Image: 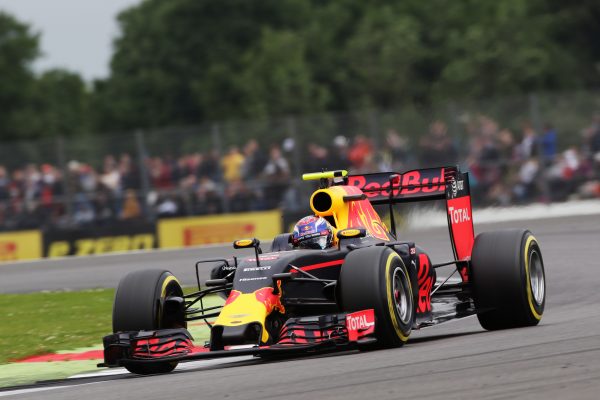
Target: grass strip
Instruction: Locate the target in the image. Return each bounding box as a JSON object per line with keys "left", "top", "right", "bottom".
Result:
{"left": 0, "top": 288, "right": 223, "bottom": 364}
{"left": 0, "top": 289, "right": 115, "bottom": 364}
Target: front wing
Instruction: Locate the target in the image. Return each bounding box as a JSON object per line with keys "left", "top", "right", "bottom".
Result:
{"left": 99, "top": 310, "right": 376, "bottom": 368}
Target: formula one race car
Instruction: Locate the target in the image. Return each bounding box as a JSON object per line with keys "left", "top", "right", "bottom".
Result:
{"left": 100, "top": 167, "right": 546, "bottom": 375}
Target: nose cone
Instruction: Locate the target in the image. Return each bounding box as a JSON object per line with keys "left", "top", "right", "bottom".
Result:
{"left": 213, "top": 287, "right": 284, "bottom": 346}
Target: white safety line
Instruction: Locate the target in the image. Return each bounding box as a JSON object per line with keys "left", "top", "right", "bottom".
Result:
{"left": 68, "top": 355, "right": 253, "bottom": 379}
{"left": 0, "top": 382, "right": 101, "bottom": 398}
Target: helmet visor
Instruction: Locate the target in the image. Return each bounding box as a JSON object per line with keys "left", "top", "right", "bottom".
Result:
{"left": 297, "top": 235, "right": 329, "bottom": 250}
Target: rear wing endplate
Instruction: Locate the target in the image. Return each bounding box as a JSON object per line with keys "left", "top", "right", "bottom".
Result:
{"left": 347, "top": 166, "right": 474, "bottom": 281}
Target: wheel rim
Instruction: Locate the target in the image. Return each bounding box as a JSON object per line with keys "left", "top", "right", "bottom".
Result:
{"left": 392, "top": 267, "right": 412, "bottom": 324}
{"left": 529, "top": 250, "right": 545, "bottom": 306}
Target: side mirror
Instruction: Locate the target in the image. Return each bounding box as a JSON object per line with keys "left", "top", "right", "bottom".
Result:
{"left": 233, "top": 237, "right": 263, "bottom": 265}
{"left": 233, "top": 238, "right": 261, "bottom": 250}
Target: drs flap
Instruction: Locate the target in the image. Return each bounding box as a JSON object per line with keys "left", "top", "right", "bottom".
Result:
{"left": 347, "top": 167, "right": 448, "bottom": 204}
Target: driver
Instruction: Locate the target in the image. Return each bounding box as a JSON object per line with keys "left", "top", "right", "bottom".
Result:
{"left": 292, "top": 215, "right": 335, "bottom": 249}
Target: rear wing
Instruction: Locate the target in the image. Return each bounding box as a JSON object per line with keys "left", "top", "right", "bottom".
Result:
{"left": 347, "top": 167, "right": 449, "bottom": 204}
{"left": 347, "top": 166, "right": 474, "bottom": 280}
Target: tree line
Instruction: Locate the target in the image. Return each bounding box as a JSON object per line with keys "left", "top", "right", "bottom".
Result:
{"left": 1, "top": 0, "right": 599, "bottom": 141}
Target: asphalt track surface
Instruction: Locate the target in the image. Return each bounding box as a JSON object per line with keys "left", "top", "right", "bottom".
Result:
{"left": 2, "top": 214, "right": 600, "bottom": 399}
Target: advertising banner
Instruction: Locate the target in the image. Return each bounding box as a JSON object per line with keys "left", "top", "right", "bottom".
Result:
{"left": 43, "top": 222, "right": 156, "bottom": 258}
{"left": 0, "top": 230, "right": 43, "bottom": 262}
{"left": 158, "top": 210, "right": 282, "bottom": 248}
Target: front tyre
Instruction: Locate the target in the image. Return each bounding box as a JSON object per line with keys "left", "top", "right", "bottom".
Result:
{"left": 339, "top": 246, "right": 414, "bottom": 347}
{"left": 113, "top": 269, "right": 185, "bottom": 374}
{"left": 471, "top": 229, "right": 546, "bottom": 330}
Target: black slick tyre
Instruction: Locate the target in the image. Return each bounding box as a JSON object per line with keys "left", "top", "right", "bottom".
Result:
{"left": 471, "top": 229, "right": 546, "bottom": 330}
{"left": 113, "top": 269, "right": 185, "bottom": 374}
{"left": 339, "top": 246, "right": 414, "bottom": 348}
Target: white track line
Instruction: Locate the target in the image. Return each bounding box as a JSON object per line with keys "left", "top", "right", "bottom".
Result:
{"left": 0, "top": 382, "right": 102, "bottom": 398}
{"left": 68, "top": 355, "right": 253, "bottom": 379}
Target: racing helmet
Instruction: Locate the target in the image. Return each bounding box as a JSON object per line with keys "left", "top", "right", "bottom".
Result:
{"left": 292, "top": 216, "right": 334, "bottom": 250}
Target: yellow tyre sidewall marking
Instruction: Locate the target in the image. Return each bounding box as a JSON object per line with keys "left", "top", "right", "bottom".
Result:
{"left": 158, "top": 275, "right": 179, "bottom": 327}
{"left": 385, "top": 252, "right": 412, "bottom": 342}
{"left": 524, "top": 236, "right": 542, "bottom": 320}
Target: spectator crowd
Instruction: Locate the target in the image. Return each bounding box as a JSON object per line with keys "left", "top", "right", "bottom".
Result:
{"left": 1, "top": 114, "right": 600, "bottom": 231}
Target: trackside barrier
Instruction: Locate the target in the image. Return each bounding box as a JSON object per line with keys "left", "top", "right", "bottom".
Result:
{"left": 157, "top": 210, "right": 282, "bottom": 248}
{"left": 0, "top": 230, "right": 43, "bottom": 262}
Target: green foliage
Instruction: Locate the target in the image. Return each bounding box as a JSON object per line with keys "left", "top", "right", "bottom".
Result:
{"left": 1, "top": 2, "right": 600, "bottom": 140}
{"left": 0, "top": 12, "right": 39, "bottom": 140}
{"left": 15, "top": 69, "right": 91, "bottom": 139}
{"left": 93, "top": 0, "right": 597, "bottom": 132}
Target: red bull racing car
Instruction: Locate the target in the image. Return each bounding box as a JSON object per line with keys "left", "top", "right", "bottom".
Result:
{"left": 100, "top": 167, "right": 546, "bottom": 375}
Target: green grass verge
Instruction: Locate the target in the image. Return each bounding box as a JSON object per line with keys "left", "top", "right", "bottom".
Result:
{"left": 0, "top": 289, "right": 115, "bottom": 364}
{"left": 0, "top": 288, "right": 223, "bottom": 365}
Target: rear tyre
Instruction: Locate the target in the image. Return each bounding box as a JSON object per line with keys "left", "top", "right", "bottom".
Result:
{"left": 339, "top": 246, "right": 414, "bottom": 348}
{"left": 113, "top": 269, "right": 185, "bottom": 374}
{"left": 471, "top": 229, "right": 546, "bottom": 330}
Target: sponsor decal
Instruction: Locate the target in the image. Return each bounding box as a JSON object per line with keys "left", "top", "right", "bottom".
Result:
{"left": 47, "top": 234, "right": 154, "bottom": 257}
{"left": 239, "top": 277, "right": 268, "bottom": 282}
{"left": 338, "top": 228, "right": 363, "bottom": 238}
{"left": 0, "top": 230, "right": 42, "bottom": 262}
{"left": 243, "top": 266, "right": 271, "bottom": 272}
{"left": 347, "top": 168, "right": 445, "bottom": 200}
{"left": 446, "top": 195, "right": 475, "bottom": 265}
{"left": 224, "top": 290, "right": 241, "bottom": 306}
{"left": 345, "top": 309, "right": 375, "bottom": 341}
{"left": 448, "top": 206, "right": 471, "bottom": 224}
{"left": 229, "top": 314, "right": 250, "bottom": 318}
{"left": 234, "top": 239, "right": 254, "bottom": 247}
{"left": 245, "top": 255, "right": 279, "bottom": 262}
{"left": 158, "top": 210, "right": 281, "bottom": 248}
{"left": 417, "top": 254, "right": 433, "bottom": 313}
{"left": 345, "top": 192, "right": 390, "bottom": 241}
{"left": 0, "top": 241, "right": 17, "bottom": 261}
{"left": 254, "top": 285, "right": 285, "bottom": 314}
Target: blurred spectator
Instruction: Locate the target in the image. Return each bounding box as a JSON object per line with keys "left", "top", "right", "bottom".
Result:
{"left": 262, "top": 145, "right": 290, "bottom": 209}
{"left": 2, "top": 109, "right": 600, "bottom": 232}
{"left": 517, "top": 121, "right": 538, "bottom": 160}
{"left": 193, "top": 176, "right": 222, "bottom": 215}
{"left": 541, "top": 123, "right": 558, "bottom": 163}
{"left": 241, "top": 139, "right": 267, "bottom": 180}
{"left": 513, "top": 158, "right": 540, "bottom": 203}
{"left": 418, "top": 121, "right": 457, "bottom": 167}
{"left": 156, "top": 195, "right": 181, "bottom": 218}
{"left": 221, "top": 146, "right": 245, "bottom": 183}
{"left": 583, "top": 114, "right": 600, "bottom": 157}
{"left": 199, "top": 150, "right": 221, "bottom": 182}
{"left": 227, "top": 181, "right": 257, "bottom": 212}
{"left": 121, "top": 189, "right": 142, "bottom": 220}
{"left": 330, "top": 135, "right": 350, "bottom": 170}
{"left": 348, "top": 135, "right": 373, "bottom": 170}
{"left": 382, "top": 129, "right": 410, "bottom": 171}
{"left": 306, "top": 143, "right": 330, "bottom": 172}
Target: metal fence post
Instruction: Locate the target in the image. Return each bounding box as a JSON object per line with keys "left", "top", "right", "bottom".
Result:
{"left": 529, "top": 93, "right": 551, "bottom": 203}
{"left": 56, "top": 136, "right": 73, "bottom": 224}
{"left": 211, "top": 122, "right": 223, "bottom": 156}
{"left": 446, "top": 101, "right": 463, "bottom": 158}
{"left": 211, "top": 123, "right": 229, "bottom": 213}
{"left": 368, "top": 109, "right": 381, "bottom": 158}
{"left": 287, "top": 116, "right": 301, "bottom": 178}
{"left": 135, "top": 130, "right": 154, "bottom": 220}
